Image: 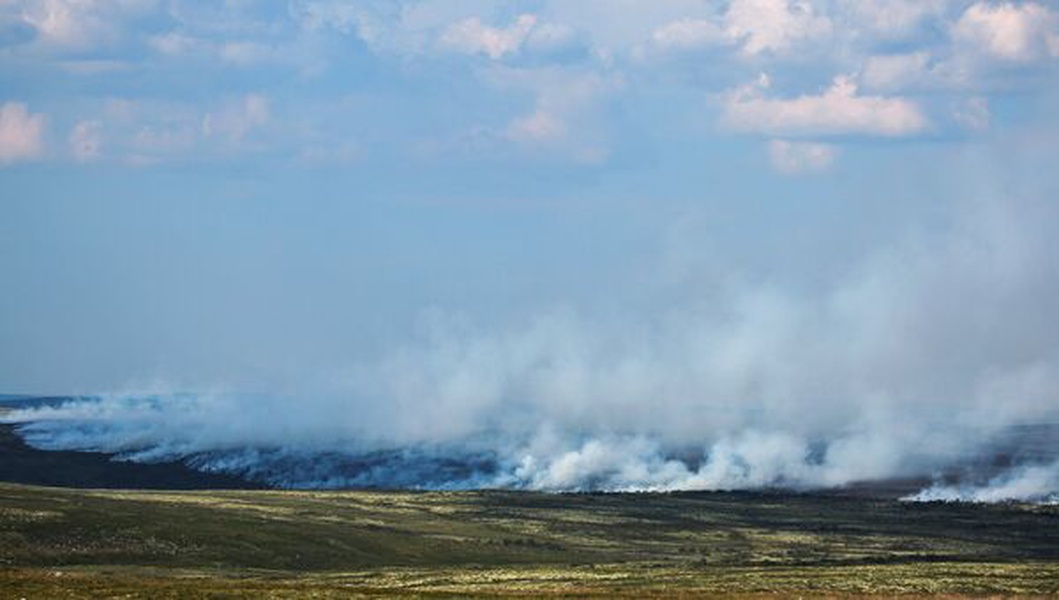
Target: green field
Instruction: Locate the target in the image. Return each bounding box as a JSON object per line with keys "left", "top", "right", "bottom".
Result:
{"left": 1, "top": 483, "right": 1057, "bottom": 597}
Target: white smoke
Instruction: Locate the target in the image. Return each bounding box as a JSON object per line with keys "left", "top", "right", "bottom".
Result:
{"left": 4, "top": 195, "right": 1059, "bottom": 496}
{"left": 905, "top": 461, "right": 1059, "bottom": 504}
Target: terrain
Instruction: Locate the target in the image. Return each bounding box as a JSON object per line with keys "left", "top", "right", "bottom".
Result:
{"left": 0, "top": 421, "right": 262, "bottom": 491}
{"left": 3, "top": 397, "right": 1058, "bottom": 596}
{"left": 0, "top": 400, "right": 263, "bottom": 490}
{"left": 1, "top": 482, "right": 1057, "bottom": 597}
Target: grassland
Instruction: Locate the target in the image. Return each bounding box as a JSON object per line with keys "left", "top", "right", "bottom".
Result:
{"left": 1, "top": 482, "right": 1057, "bottom": 597}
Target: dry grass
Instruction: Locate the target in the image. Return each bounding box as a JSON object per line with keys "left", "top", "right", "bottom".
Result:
{"left": 1, "top": 483, "right": 1057, "bottom": 596}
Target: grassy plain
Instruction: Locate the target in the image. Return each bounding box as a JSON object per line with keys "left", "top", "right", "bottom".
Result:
{"left": 1, "top": 482, "right": 1057, "bottom": 597}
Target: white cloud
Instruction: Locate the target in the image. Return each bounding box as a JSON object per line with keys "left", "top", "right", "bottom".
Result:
{"left": 768, "top": 139, "right": 835, "bottom": 173}
{"left": 0, "top": 102, "right": 46, "bottom": 164}
{"left": 650, "top": 0, "right": 830, "bottom": 56}
{"left": 81, "top": 95, "right": 278, "bottom": 165}
{"left": 652, "top": 17, "right": 729, "bottom": 50}
{"left": 293, "top": 1, "right": 502, "bottom": 58}
{"left": 953, "top": 2, "right": 1059, "bottom": 62}
{"left": 861, "top": 52, "right": 932, "bottom": 92}
{"left": 724, "top": 0, "right": 832, "bottom": 56}
{"left": 148, "top": 32, "right": 301, "bottom": 71}
{"left": 148, "top": 31, "right": 206, "bottom": 56}
{"left": 291, "top": 0, "right": 363, "bottom": 35}
{"left": 721, "top": 74, "right": 929, "bottom": 137}
{"left": 19, "top": 0, "right": 102, "bottom": 47}
{"left": 522, "top": 22, "right": 580, "bottom": 55}
{"left": 294, "top": 1, "right": 574, "bottom": 63}
{"left": 69, "top": 120, "right": 102, "bottom": 161}
{"left": 507, "top": 109, "right": 566, "bottom": 143}
{"left": 836, "top": 0, "right": 949, "bottom": 42}
{"left": 538, "top": 0, "right": 722, "bottom": 59}
{"left": 202, "top": 95, "right": 270, "bottom": 144}
{"left": 439, "top": 13, "right": 537, "bottom": 59}
{"left": 16, "top": 0, "right": 155, "bottom": 50}
{"left": 477, "top": 66, "right": 620, "bottom": 164}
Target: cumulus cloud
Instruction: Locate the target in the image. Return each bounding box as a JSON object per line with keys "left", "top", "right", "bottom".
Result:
{"left": 768, "top": 139, "right": 834, "bottom": 173}
{"left": 534, "top": 1, "right": 714, "bottom": 59}
{"left": 290, "top": 0, "right": 365, "bottom": 36}
{"left": 835, "top": 0, "right": 949, "bottom": 43}
{"left": 651, "top": 17, "right": 730, "bottom": 51}
{"left": 861, "top": 52, "right": 933, "bottom": 92}
{"left": 0, "top": 102, "right": 46, "bottom": 164}
{"left": 312, "top": 2, "right": 475, "bottom": 64}
{"left": 650, "top": 0, "right": 830, "bottom": 56}
{"left": 440, "top": 13, "right": 538, "bottom": 59}
{"left": 721, "top": 74, "right": 929, "bottom": 137}
{"left": 14, "top": 0, "right": 155, "bottom": 50}
{"left": 724, "top": 0, "right": 832, "bottom": 56}
{"left": 0, "top": 1, "right": 1036, "bottom": 170}
{"left": 953, "top": 2, "right": 1059, "bottom": 62}
{"left": 19, "top": 0, "right": 106, "bottom": 47}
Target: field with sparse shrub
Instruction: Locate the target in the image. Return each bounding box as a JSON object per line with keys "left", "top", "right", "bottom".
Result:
{"left": 1, "top": 482, "right": 1057, "bottom": 597}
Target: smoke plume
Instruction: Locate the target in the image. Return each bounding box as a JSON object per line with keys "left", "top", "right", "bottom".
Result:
{"left": 4, "top": 195, "right": 1059, "bottom": 499}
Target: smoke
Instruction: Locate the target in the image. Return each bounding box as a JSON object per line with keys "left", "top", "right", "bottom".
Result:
{"left": 4, "top": 194, "right": 1059, "bottom": 497}
{"left": 906, "top": 461, "right": 1059, "bottom": 504}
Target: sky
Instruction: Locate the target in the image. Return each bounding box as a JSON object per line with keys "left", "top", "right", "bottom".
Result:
{"left": 2, "top": 0, "right": 1059, "bottom": 395}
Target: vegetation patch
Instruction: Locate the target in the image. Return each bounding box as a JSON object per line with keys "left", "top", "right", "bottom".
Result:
{"left": 1, "top": 483, "right": 1057, "bottom": 596}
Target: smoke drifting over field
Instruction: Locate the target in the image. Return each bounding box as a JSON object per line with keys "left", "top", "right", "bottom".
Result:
{"left": 907, "top": 461, "right": 1059, "bottom": 504}
{"left": 5, "top": 195, "right": 1059, "bottom": 500}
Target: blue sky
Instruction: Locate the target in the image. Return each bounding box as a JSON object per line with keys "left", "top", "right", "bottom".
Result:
{"left": 2, "top": 0, "right": 1059, "bottom": 394}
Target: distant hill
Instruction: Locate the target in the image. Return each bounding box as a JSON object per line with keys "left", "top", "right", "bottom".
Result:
{"left": 0, "top": 395, "right": 77, "bottom": 408}
{"left": 0, "top": 395, "right": 262, "bottom": 489}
